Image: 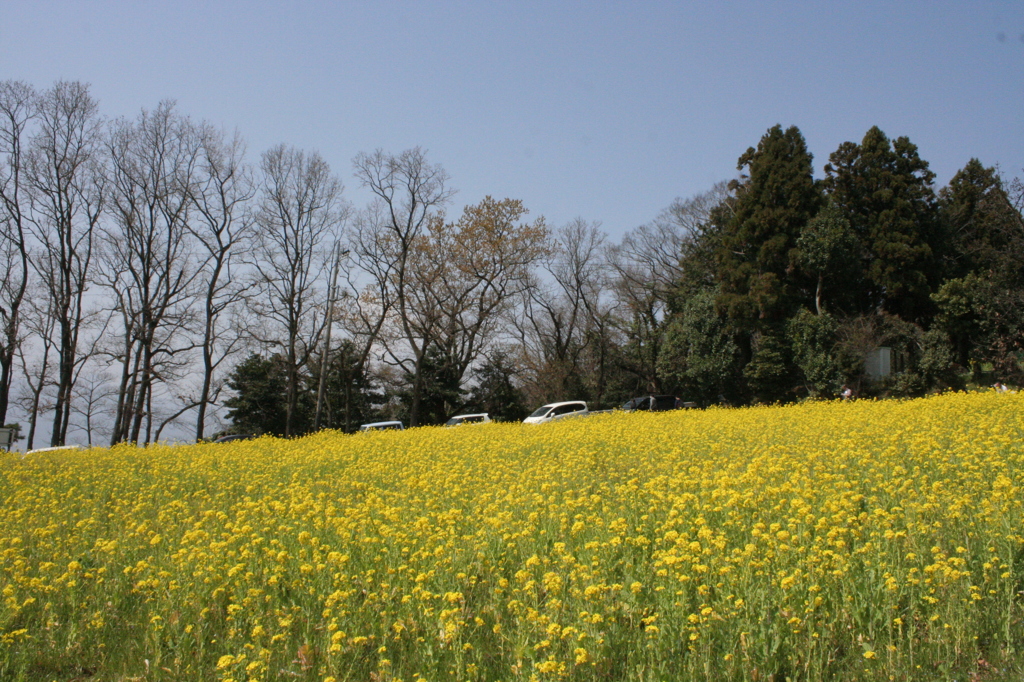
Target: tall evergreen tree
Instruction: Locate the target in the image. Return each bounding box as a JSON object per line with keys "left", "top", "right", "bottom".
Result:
{"left": 939, "top": 158, "right": 1023, "bottom": 285}
{"left": 823, "top": 126, "right": 939, "bottom": 322}
{"left": 392, "top": 344, "right": 463, "bottom": 426}
{"left": 223, "top": 354, "right": 312, "bottom": 437}
{"left": 712, "top": 125, "right": 821, "bottom": 403}
{"left": 465, "top": 351, "right": 528, "bottom": 422}
{"left": 716, "top": 124, "right": 822, "bottom": 326}
{"left": 932, "top": 161, "right": 1024, "bottom": 377}
{"left": 308, "top": 339, "right": 380, "bottom": 433}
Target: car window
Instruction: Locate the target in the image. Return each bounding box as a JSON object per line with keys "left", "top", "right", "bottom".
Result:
{"left": 654, "top": 396, "right": 676, "bottom": 410}
{"left": 529, "top": 406, "right": 552, "bottom": 418}
{"left": 635, "top": 397, "right": 651, "bottom": 410}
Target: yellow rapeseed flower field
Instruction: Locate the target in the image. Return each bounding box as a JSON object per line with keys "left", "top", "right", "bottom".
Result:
{"left": 2, "top": 391, "right": 1024, "bottom": 680}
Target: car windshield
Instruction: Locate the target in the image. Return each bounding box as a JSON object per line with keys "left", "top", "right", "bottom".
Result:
{"left": 529, "top": 405, "right": 552, "bottom": 418}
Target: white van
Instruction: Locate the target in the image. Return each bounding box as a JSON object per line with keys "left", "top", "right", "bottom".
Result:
{"left": 522, "top": 401, "right": 589, "bottom": 424}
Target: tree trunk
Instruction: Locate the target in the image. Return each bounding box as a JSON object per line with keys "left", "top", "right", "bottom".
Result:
{"left": 50, "top": 323, "right": 74, "bottom": 446}
{"left": 815, "top": 274, "right": 824, "bottom": 315}
{"left": 195, "top": 307, "right": 215, "bottom": 441}
{"left": 0, "top": 360, "right": 12, "bottom": 428}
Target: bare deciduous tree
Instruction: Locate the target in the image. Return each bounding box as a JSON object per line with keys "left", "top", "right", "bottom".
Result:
{"left": 186, "top": 124, "right": 255, "bottom": 440}
{"left": 68, "top": 367, "right": 116, "bottom": 447}
{"left": 25, "top": 81, "right": 105, "bottom": 446}
{"left": 606, "top": 182, "right": 730, "bottom": 391}
{"left": 103, "top": 101, "right": 202, "bottom": 444}
{"left": 0, "top": 80, "right": 36, "bottom": 426}
{"left": 514, "top": 218, "right": 609, "bottom": 404}
{"left": 13, "top": 284, "right": 57, "bottom": 450}
{"left": 403, "top": 196, "right": 548, "bottom": 418}
{"left": 351, "top": 147, "right": 454, "bottom": 426}
{"left": 247, "top": 144, "right": 346, "bottom": 436}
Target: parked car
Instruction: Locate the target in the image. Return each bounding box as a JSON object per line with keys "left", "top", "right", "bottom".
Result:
{"left": 25, "top": 444, "right": 84, "bottom": 455}
{"left": 213, "top": 433, "right": 256, "bottom": 443}
{"left": 360, "top": 420, "right": 404, "bottom": 431}
{"left": 523, "top": 401, "right": 589, "bottom": 424}
{"left": 620, "top": 395, "right": 696, "bottom": 412}
{"left": 445, "top": 413, "right": 492, "bottom": 426}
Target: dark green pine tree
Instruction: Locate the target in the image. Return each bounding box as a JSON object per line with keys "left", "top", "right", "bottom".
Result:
{"left": 223, "top": 354, "right": 290, "bottom": 437}
{"left": 714, "top": 125, "right": 821, "bottom": 403}
{"left": 823, "top": 126, "right": 940, "bottom": 323}
{"left": 308, "top": 339, "right": 382, "bottom": 433}
{"left": 716, "top": 124, "right": 823, "bottom": 326}
{"left": 932, "top": 159, "right": 1024, "bottom": 376}
{"left": 394, "top": 344, "right": 464, "bottom": 426}
{"left": 939, "top": 158, "right": 1023, "bottom": 286}
{"left": 223, "top": 354, "right": 313, "bottom": 437}
{"left": 465, "top": 351, "right": 529, "bottom": 422}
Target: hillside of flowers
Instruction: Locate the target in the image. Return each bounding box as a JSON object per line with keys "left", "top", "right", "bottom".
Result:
{"left": 3, "top": 391, "right": 1024, "bottom": 681}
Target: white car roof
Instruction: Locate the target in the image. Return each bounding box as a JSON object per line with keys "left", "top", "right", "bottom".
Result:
{"left": 25, "top": 444, "right": 84, "bottom": 454}
{"left": 537, "top": 401, "right": 586, "bottom": 409}
{"left": 360, "top": 421, "right": 403, "bottom": 429}
{"left": 450, "top": 413, "right": 489, "bottom": 419}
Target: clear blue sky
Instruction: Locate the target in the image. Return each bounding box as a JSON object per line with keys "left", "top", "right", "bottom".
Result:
{"left": 3, "top": 0, "right": 1023, "bottom": 239}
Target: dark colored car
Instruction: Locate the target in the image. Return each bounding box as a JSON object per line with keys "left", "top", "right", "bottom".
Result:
{"left": 213, "top": 433, "right": 256, "bottom": 443}
{"left": 621, "top": 395, "right": 695, "bottom": 412}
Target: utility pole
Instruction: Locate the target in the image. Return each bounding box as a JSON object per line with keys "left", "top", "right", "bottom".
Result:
{"left": 314, "top": 244, "right": 349, "bottom": 431}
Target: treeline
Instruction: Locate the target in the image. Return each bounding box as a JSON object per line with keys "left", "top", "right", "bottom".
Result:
{"left": 1, "top": 81, "right": 1021, "bottom": 444}
{"left": 663, "top": 124, "right": 1023, "bottom": 407}
{"left": 216, "top": 125, "right": 1024, "bottom": 436}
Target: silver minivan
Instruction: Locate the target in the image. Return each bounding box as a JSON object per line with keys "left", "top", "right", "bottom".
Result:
{"left": 522, "top": 401, "right": 588, "bottom": 424}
